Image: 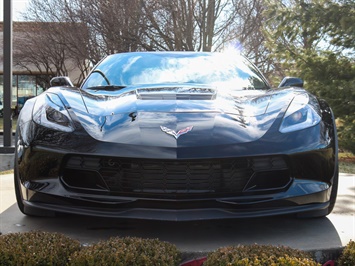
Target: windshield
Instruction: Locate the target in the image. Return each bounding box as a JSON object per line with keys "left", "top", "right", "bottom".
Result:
{"left": 81, "top": 52, "right": 269, "bottom": 91}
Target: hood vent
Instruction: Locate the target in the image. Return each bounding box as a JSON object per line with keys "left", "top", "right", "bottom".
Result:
{"left": 136, "top": 87, "right": 217, "bottom": 100}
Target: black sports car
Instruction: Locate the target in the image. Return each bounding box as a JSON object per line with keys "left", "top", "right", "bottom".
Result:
{"left": 14, "top": 51, "right": 338, "bottom": 220}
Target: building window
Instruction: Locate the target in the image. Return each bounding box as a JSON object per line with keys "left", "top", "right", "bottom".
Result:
{"left": 0, "top": 74, "right": 50, "bottom": 116}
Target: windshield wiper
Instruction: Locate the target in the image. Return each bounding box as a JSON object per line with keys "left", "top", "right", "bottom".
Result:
{"left": 86, "top": 85, "right": 126, "bottom": 91}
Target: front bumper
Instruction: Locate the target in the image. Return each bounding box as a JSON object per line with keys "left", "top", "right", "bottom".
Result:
{"left": 17, "top": 147, "right": 334, "bottom": 220}
{"left": 22, "top": 199, "right": 330, "bottom": 221}
{"left": 16, "top": 118, "right": 337, "bottom": 220}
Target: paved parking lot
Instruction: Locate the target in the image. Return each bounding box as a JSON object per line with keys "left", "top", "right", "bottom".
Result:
{"left": 1, "top": 172, "right": 354, "bottom": 262}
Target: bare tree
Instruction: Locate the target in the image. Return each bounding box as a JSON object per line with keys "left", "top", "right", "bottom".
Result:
{"left": 17, "top": 0, "right": 274, "bottom": 83}
{"left": 15, "top": 0, "right": 91, "bottom": 85}
{"left": 14, "top": 23, "right": 69, "bottom": 82}
{"left": 139, "top": 0, "right": 238, "bottom": 51}
{"left": 138, "top": 0, "right": 195, "bottom": 51}
{"left": 220, "top": 0, "right": 280, "bottom": 83}
{"left": 67, "top": 0, "right": 146, "bottom": 60}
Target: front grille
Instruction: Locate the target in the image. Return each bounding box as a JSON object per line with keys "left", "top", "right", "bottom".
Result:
{"left": 62, "top": 156, "right": 289, "bottom": 198}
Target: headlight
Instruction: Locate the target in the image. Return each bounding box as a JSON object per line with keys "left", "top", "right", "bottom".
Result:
{"left": 33, "top": 93, "right": 74, "bottom": 132}
{"left": 279, "top": 93, "right": 321, "bottom": 133}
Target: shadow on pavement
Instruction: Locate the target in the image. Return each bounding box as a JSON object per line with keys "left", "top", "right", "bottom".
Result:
{"left": 0, "top": 203, "right": 343, "bottom": 253}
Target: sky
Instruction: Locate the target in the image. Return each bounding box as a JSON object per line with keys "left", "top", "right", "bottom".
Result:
{"left": 0, "top": 0, "right": 29, "bottom": 21}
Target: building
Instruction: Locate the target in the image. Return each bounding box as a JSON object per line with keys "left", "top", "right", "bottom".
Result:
{"left": 0, "top": 21, "right": 86, "bottom": 115}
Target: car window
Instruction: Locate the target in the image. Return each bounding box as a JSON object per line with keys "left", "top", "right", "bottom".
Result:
{"left": 81, "top": 53, "right": 269, "bottom": 91}
{"left": 83, "top": 71, "right": 110, "bottom": 88}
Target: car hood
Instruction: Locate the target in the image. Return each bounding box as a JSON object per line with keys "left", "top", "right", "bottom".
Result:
{"left": 60, "top": 84, "right": 298, "bottom": 146}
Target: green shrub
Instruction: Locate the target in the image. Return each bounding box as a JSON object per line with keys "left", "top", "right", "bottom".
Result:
{"left": 338, "top": 240, "right": 355, "bottom": 266}
{"left": 204, "top": 244, "right": 321, "bottom": 266}
{"left": 68, "top": 236, "right": 181, "bottom": 266}
{"left": 0, "top": 231, "right": 81, "bottom": 266}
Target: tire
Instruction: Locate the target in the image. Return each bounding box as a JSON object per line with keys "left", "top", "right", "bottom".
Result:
{"left": 14, "top": 129, "right": 25, "bottom": 214}
{"left": 326, "top": 164, "right": 339, "bottom": 214}
{"left": 297, "top": 164, "right": 339, "bottom": 218}
{"left": 14, "top": 166, "right": 25, "bottom": 214}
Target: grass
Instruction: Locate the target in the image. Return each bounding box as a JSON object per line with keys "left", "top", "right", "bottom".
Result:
{"left": 339, "top": 152, "right": 355, "bottom": 174}
{"left": 340, "top": 162, "right": 355, "bottom": 174}
{"left": 0, "top": 169, "right": 13, "bottom": 175}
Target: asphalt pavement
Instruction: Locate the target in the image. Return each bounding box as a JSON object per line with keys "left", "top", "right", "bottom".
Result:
{"left": 0, "top": 154, "right": 14, "bottom": 171}
{"left": 0, "top": 172, "right": 354, "bottom": 263}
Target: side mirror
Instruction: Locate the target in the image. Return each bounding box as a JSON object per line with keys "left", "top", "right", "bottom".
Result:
{"left": 278, "top": 77, "right": 304, "bottom": 88}
{"left": 50, "top": 76, "right": 74, "bottom": 87}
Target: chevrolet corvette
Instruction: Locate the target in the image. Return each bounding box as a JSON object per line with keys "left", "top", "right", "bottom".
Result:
{"left": 14, "top": 51, "right": 338, "bottom": 220}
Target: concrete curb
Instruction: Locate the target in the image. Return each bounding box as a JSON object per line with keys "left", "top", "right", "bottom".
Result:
{"left": 0, "top": 153, "right": 14, "bottom": 172}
